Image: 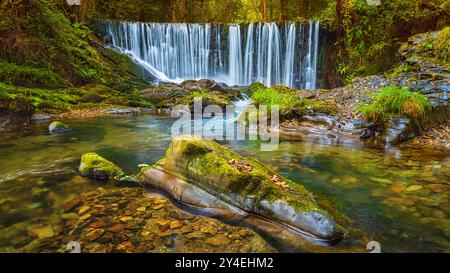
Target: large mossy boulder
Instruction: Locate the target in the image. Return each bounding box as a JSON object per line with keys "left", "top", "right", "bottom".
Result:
{"left": 143, "top": 136, "right": 343, "bottom": 240}
{"left": 79, "top": 153, "right": 125, "bottom": 181}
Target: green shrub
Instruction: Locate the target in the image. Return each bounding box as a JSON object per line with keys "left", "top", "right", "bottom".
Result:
{"left": 434, "top": 26, "right": 450, "bottom": 65}
{"left": 176, "top": 89, "right": 232, "bottom": 107}
{"left": 358, "top": 86, "right": 431, "bottom": 124}
{"left": 250, "top": 86, "right": 341, "bottom": 119}
{"left": 251, "top": 86, "right": 303, "bottom": 115}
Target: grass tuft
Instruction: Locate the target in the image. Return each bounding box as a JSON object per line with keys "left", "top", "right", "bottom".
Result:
{"left": 358, "top": 86, "right": 431, "bottom": 124}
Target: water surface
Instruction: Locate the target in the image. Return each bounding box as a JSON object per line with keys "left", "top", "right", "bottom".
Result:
{"left": 0, "top": 115, "right": 448, "bottom": 252}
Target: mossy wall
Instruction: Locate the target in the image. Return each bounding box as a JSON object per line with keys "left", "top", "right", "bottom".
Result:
{"left": 0, "top": 0, "right": 150, "bottom": 115}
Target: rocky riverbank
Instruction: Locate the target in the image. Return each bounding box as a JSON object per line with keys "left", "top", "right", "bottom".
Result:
{"left": 254, "top": 29, "right": 449, "bottom": 149}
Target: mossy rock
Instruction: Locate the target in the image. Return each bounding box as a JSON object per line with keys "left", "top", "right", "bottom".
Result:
{"left": 175, "top": 91, "right": 232, "bottom": 108}
{"left": 79, "top": 153, "right": 125, "bottom": 182}
{"left": 245, "top": 82, "right": 267, "bottom": 95}
{"left": 48, "top": 121, "right": 72, "bottom": 134}
{"left": 146, "top": 136, "right": 344, "bottom": 240}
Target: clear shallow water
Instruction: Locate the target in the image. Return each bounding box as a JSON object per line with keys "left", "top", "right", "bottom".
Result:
{"left": 0, "top": 115, "right": 448, "bottom": 252}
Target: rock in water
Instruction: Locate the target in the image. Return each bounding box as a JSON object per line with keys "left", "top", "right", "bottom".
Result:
{"left": 79, "top": 153, "right": 125, "bottom": 181}
{"left": 142, "top": 136, "right": 344, "bottom": 241}
{"left": 48, "top": 121, "right": 71, "bottom": 134}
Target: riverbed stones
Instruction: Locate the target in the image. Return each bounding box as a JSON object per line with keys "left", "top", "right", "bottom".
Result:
{"left": 427, "top": 184, "right": 450, "bottom": 193}
{"left": 90, "top": 221, "right": 105, "bottom": 228}
{"left": 85, "top": 229, "right": 104, "bottom": 241}
{"left": 64, "top": 198, "right": 82, "bottom": 212}
{"left": 48, "top": 121, "right": 71, "bottom": 134}
{"left": 406, "top": 185, "right": 423, "bottom": 192}
{"left": 115, "top": 241, "right": 135, "bottom": 253}
{"left": 180, "top": 225, "right": 193, "bottom": 234}
{"left": 79, "top": 213, "right": 91, "bottom": 221}
{"left": 156, "top": 220, "right": 170, "bottom": 231}
{"left": 119, "top": 216, "right": 133, "bottom": 223}
{"left": 41, "top": 186, "right": 276, "bottom": 253}
{"left": 169, "top": 220, "right": 182, "bottom": 230}
{"left": 205, "top": 234, "right": 231, "bottom": 246}
{"left": 200, "top": 225, "right": 218, "bottom": 235}
{"left": 78, "top": 205, "right": 90, "bottom": 215}
{"left": 107, "top": 223, "right": 126, "bottom": 233}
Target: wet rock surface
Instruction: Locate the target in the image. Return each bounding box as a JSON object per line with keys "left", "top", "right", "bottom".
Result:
{"left": 79, "top": 153, "right": 125, "bottom": 182}
{"left": 139, "top": 79, "right": 240, "bottom": 109}
{"left": 143, "top": 136, "right": 345, "bottom": 242}
{"left": 31, "top": 187, "right": 275, "bottom": 253}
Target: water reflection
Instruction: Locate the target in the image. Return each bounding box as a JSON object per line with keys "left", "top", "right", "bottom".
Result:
{"left": 0, "top": 115, "right": 448, "bottom": 252}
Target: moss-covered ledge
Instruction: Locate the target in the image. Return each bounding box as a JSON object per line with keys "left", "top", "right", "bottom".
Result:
{"left": 143, "top": 136, "right": 345, "bottom": 240}
{"left": 79, "top": 152, "right": 139, "bottom": 186}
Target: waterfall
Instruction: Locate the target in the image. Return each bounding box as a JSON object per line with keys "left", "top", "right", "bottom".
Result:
{"left": 283, "top": 23, "right": 296, "bottom": 88}
{"left": 104, "top": 21, "right": 321, "bottom": 90}
{"left": 228, "top": 25, "right": 243, "bottom": 86}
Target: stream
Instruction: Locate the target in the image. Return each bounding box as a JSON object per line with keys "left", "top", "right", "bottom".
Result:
{"left": 0, "top": 114, "right": 448, "bottom": 252}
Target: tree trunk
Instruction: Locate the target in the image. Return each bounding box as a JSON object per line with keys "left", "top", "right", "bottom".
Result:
{"left": 179, "top": 0, "right": 187, "bottom": 22}
{"left": 336, "top": 0, "right": 344, "bottom": 45}
{"left": 261, "top": 0, "right": 267, "bottom": 22}
{"left": 169, "top": 0, "right": 177, "bottom": 23}
{"left": 269, "top": 0, "right": 273, "bottom": 21}
{"left": 280, "top": 0, "right": 288, "bottom": 21}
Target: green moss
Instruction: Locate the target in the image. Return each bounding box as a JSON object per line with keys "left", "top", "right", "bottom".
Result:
{"left": 358, "top": 86, "right": 431, "bottom": 125}
{"left": 434, "top": 27, "right": 450, "bottom": 65}
{"left": 250, "top": 86, "right": 305, "bottom": 118}
{"left": 250, "top": 85, "right": 339, "bottom": 119}
{"left": 333, "top": 0, "right": 449, "bottom": 80}
{"left": 0, "top": 83, "right": 80, "bottom": 114}
{"left": 0, "top": 82, "right": 151, "bottom": 115}
{"left": 0, "top": 60, "right": 67, "bottom": 88}
{"left": 385, "top": 63, "right": 414, "bottom": 79}
{"left": 414, "top": 26, "right": 450, "bottom": 67}
{"left": 166, "top": 137, "right": 322, "bottom": 214}
{"left": 245, "top": 82, "right": 267, "bottom": 95}
{"left": 48, "top": 121, "right": 71, "bottom": 134}
{"left": 175, "top": 89, "right": 232, "bottom": 107}
{"left": 79, "top": 152, "right": 125, "bottom": 181}
{"left": 304, "top": 99, "right": 340, "bottom": 116}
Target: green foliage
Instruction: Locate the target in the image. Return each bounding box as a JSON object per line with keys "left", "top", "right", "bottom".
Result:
{"left": 414, "top": 26, "right": 450, "bottom": 66}
{"left": 250, "top": 86, "right": 304, "bottom": 117}
{"left": 0, "top": 83, "right": 80, "bottom": 114}
{"left": 434, "top": 27, "right": 450, "bottom": 65}
{"left": 0, "top": 0, "right": 151, "bottom": 115}
{"left": 385, "top": 63, "right": 412, "bottom": 79}
{"left": 0, "top": 83, "right": 150, "bottom": 114}
{"left": 0, "top": 0, "right": 105, "bottom": 85}
{"left": 0, "top": 60, "right": 67, "bottom": 88}
{"left": 335, "top": 0, "right": 449, "bottom": 82}
{"left": 79, "top": 152, "right": 125, "bottom": 181}
{"left": 0, "top": 0, "right": 148, "bottom": 91}
{"left": 358, "top": 86, "right": 431, "bottom": 124}
{"left": 250, "top": 85, "right": 339, "bottom": 118}
{"left": 176, "top": 89, "right": 232, "bottom": 107}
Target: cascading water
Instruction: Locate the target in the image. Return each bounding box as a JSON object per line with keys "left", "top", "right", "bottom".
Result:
{"left": 103, "top": 21, "right": 321, "bottom": 90}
